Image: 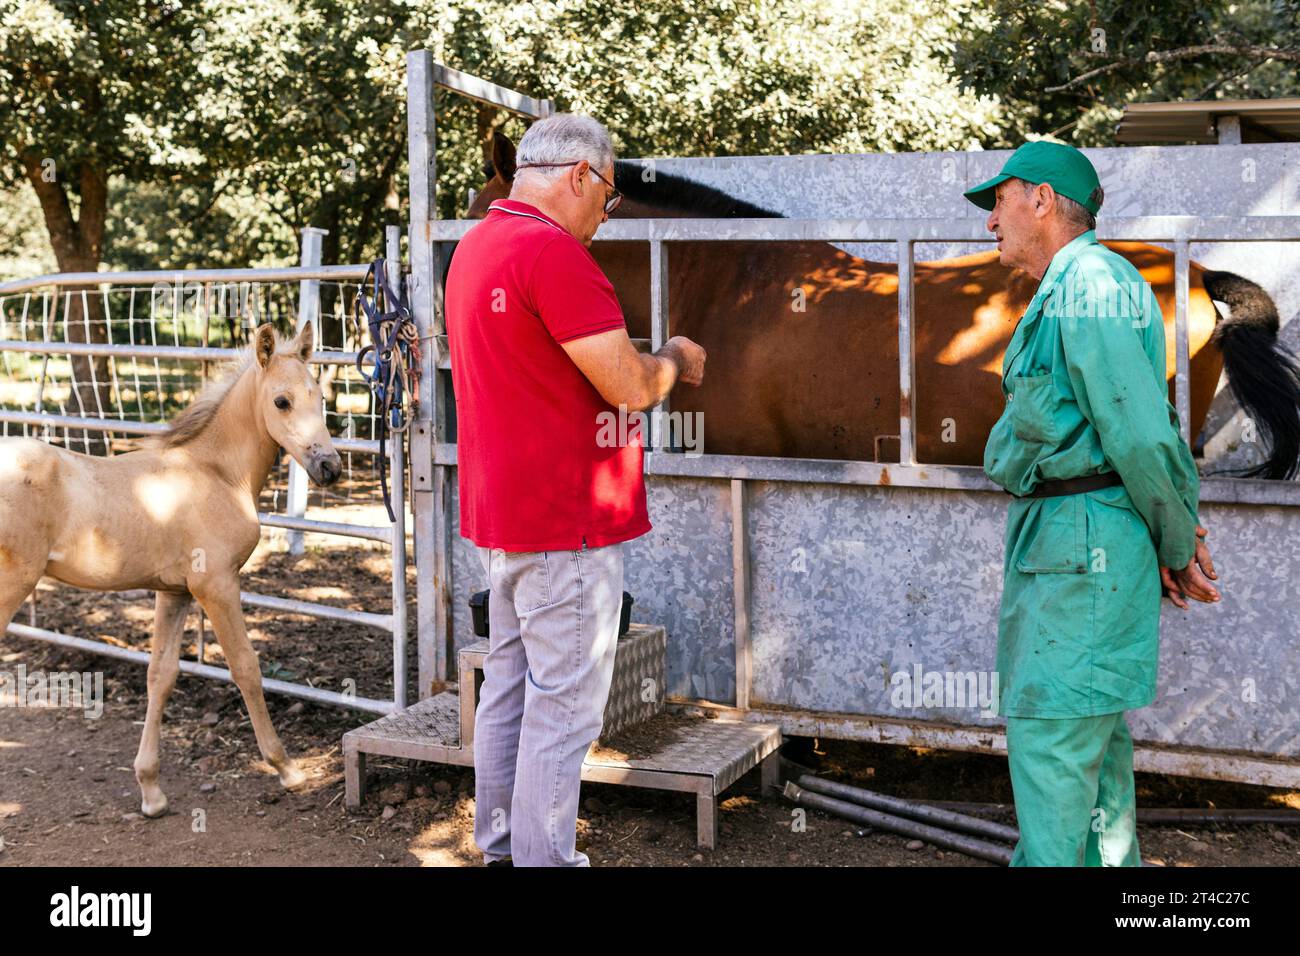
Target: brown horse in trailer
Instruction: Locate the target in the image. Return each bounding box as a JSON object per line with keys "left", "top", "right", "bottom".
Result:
{"left": 468, "top": 133, "right": 1300, "bottom": 480}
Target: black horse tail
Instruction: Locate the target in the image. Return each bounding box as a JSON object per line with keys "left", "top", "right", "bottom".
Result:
{"left": 1203, "top": 270, "right": 1300, "bottom": 480}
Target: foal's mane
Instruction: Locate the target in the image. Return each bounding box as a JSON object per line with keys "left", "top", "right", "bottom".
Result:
{"left": 149, "top": 332, "right": 286, "bottom": 449}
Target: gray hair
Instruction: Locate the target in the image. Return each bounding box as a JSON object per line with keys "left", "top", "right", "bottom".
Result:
{"left": 1019, "top": 179, "right": 1103, "bottom": 232}
{"left": 515, "top": 113, "right": 614, "bottom": 180}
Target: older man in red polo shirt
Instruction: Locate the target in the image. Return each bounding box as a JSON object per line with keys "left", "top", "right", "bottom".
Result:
{"left": 446, "top": 113, "right": 706, "bottom": 867}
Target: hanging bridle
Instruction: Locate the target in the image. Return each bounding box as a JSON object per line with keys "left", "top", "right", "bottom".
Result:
{"left": 353, "top": 259, "right": 420, "bottom": 522}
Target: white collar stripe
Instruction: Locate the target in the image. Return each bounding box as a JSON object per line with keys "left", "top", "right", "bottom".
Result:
{"left": 487, "top": 203, "right": 563, "bottom": 232}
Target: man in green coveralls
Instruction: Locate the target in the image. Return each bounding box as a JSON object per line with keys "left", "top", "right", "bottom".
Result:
{"left": 965, "top": 141, "right": 1221, "bottom": 866}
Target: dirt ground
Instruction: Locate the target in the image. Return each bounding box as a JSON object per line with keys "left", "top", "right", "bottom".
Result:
{"left": 2, "top": 542, "right": 1298, "bottom": 867}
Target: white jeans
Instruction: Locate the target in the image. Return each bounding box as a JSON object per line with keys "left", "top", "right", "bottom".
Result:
{"left": 473, "top": 544, "right": 625, "bottom": 866}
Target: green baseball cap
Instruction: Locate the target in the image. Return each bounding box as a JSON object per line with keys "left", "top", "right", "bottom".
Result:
{"left": 963, "top": 141, "right": 1103, "bottom": 214}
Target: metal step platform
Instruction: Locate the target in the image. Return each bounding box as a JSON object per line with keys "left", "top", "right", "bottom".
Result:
{"left": 342, "top": 624, "right": 783, "bottom": 849}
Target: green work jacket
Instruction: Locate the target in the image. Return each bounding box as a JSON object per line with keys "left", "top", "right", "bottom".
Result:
{"left": 983, "top": 230, "right": 1201, "bottom": 719}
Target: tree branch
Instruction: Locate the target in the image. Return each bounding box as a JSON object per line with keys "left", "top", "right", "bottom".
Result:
{"left": 1046, "top": 43, "right": 1300, "bottom": 93}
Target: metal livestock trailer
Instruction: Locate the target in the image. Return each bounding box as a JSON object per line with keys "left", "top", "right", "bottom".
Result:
{"left": 402, "top": 51, "right": 1300, "bottom": 791}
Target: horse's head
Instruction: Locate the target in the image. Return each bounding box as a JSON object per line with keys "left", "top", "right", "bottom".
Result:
{"left": 466, "top": 131, "right": 517, "bottom": 218}
{"left": 252, "top": 323, "right": 342, "bottom": 486}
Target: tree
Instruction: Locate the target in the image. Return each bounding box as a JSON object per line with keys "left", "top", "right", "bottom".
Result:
{"left": 2, "top": 1, "right": 436, "bottom": 430}
{"left": 948, "top": 0, "right": 1300, "bottom": 145}
{"left": 1, "top": 1, "right": 230, "bottom": 450}
{"left": 423, "top": 0, "right": 1006, "bottom": 217}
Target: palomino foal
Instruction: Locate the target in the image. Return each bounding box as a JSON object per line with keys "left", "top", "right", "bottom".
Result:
{"left": 0, "top": 323, "right": 342, "bottom": 817}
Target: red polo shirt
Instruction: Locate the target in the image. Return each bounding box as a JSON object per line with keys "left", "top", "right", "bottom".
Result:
{"left": 445, "top": 199, "right": 651, "bottom": 551}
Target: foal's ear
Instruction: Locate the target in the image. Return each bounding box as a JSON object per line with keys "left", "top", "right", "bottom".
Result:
{"left": 254, "top": 323, "right": 278, "bottom": 369}
{"left": 294, "top": 321, "right": 315, "bottom": 363}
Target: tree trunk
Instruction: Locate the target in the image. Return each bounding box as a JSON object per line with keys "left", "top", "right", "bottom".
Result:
{"left": 314, "top": 192, "right": 346, "bottom": 350}
{"left": 22, "top": 152, "right": 113, "bottom": 456}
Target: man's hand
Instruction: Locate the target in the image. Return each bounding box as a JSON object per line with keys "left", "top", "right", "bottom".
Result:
{"left": 659, "top": 336, "right": 706, "bottom": 386}
{"left": 1160, "top": 525, "right": 1220, "bottom": 609}
{"left": 562, "top": 331, "right": 706, "bottom": 411}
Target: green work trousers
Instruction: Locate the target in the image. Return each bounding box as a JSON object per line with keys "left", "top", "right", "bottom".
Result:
{"left": 1006, "top": 710, "right": 1141, "bottom": 866}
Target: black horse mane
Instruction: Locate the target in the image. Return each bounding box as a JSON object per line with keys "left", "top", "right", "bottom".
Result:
{"left": 613, "top": 161, "right": 782, "bottom": 218}
{"left": 484, "top": 158, "right": 782, "bottom": 218}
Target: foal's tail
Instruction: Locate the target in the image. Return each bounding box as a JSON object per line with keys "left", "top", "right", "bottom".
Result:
{"left": 1203, "top": 270, "right": 1300, "bottom": 481}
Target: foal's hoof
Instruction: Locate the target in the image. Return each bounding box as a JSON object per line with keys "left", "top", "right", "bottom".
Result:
{"left": 140, "top": 795, "right": 170, "bottom": 819}
{"left": 278, "top": 762, "right": 308, "bottom": 791}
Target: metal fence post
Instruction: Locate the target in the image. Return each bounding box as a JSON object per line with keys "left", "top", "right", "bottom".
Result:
{"left": 649, "top": 237, "right": 670, "bottom": 451}
{"left": 731, "top": 478, "right": 752, "bottom": 709}
{"left": 896, "top": 229, "right": 918, "bottom": 466}
{"left": 288, "top": 226, "right": 328, "bottom": 554}
{"left": 407, "top": 50, "right": 448, "bottom": 698}
{"left": 385, "top": 226, "right": 409, "bottom": 710}
{"left": 1174, "top": 237, "right": 1193, "bottom": 445}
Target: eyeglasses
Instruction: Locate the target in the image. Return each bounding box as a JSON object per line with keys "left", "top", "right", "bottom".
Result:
{"left": 514, "top": 161, "right": 623, "bottom": 213}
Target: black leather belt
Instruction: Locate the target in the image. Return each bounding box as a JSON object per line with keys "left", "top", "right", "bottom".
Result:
{"left": 1007, "top": 471, "right": 1123, "bottom": 499}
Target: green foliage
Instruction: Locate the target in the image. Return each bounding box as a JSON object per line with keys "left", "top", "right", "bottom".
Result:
{"left": 0, "top": 0, "right": 217, "bottom": 189}
{"left": 1, "top": 0, "right": 1299, "bottom": 275}
{"left": 949, "top": 0, "right": 1300, "bottom": 145}
{"left": 0, "top": 183, "right": 55, "bottom": 276}
{"left": 424, "top": 0, "right": 1003, "bottom": 217}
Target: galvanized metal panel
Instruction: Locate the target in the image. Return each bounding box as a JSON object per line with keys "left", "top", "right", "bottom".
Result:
{"left": 745, "top": 481, "right": 1005, "bottom": 726}
{"left": 732, "top": 480, "right": 1300, "bottom": 758}
{"left": 639, "top": 143, "right": 1300, "bottom": 267}
{"left": 1141, "top": 500, "right": 1300, "bottom": 757}
{"left": 625, "top": 477, "right": 738, "bottom": 704}
{"left": 449, "top": 474, "right": 738, "bottom": 702}
{"left": 442, "top": 433, "right": 1300, "bottom": 764}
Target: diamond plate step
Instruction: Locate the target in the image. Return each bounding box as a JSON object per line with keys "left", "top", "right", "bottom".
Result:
{"left": 458, "top": 623, "right": 666, "bottom": 750}
{"left": 341, "top": 626, "right": 783, "bottom": 849}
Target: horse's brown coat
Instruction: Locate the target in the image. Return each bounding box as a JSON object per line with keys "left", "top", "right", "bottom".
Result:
{"left": 614, "top": 240, "right": 1222, "bottom": 464}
